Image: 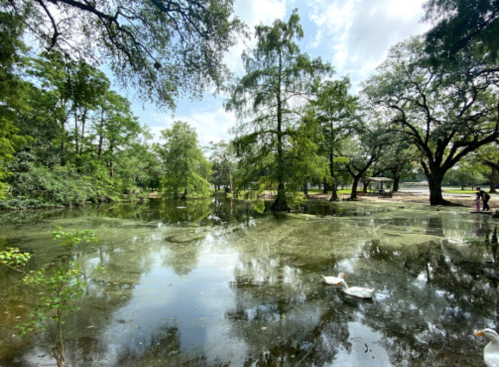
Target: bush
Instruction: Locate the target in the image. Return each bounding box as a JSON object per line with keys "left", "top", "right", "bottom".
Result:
{"left": 3, "top": 161, "right": 95, "bottom": 207}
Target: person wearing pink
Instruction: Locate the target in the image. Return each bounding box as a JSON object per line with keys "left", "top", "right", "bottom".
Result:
{"left": 477, "top": 187, "right": 491, "bottom": 211}
{"left": 475, "top": 192, "right": 481, "bottom": 211}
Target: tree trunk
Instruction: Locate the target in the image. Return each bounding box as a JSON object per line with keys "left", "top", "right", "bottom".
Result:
{"left": 52, "top": 345, "right": 65, "bottom": 367}
{"left": 229, "top": 171, "right": 233, "bottom": 194}
{"left": 393, "top": 176, "right": 400, "bottom": 192}
{"left": 303, "top": 180, "right": 308, "bottom": 198}
{"left": 490, "top": 167, "right": 497, "bottom": 193}
{"left": 181, "top": 172, "right": 188, "bottom": 199}
{"left": 322, "top": 178, "right": 328, "bottom": 194}
{"left": 181, "top": 146, "right": 188, "bottom": 199}
{"left": 98, "top": 135, "right": 103, "bottom": 160}
{"left": 60, "top": 119, "right": 66, "bottom": 166}
{"left": 74, "top": 105, "right": 79, "bottom": 154}
{"left": 329, "top": 152, "right": 339, "bottom": 202}
{"left": 98, "top": 107, "right": 104, "bottom": 160}
{"left": 271, "top": 182, "right": 290, "bottom": 211}
{"left": 61, "top": 141, "right": 66, "bottom": 166}
{"left": 330, "top": 181, "right": 339, "bottom": 201}
{"left": 79, "top": 107, "right": 87, "bottom": 156}
{"left": 350, "top": 177, "right": 360, "bottom": 200}
{"left": 270, "top": 50, "right": 289, "bottom": 212}
{"left": 428, "top": 174, "right": 453, "bottom": 205}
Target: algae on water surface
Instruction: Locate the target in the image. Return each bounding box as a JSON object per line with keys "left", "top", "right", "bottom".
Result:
{"left": 0, "top": 199, "right": 496, "bottom": 366}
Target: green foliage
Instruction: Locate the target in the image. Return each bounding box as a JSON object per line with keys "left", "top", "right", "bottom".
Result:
{"left": 0, "top": 7, "right": 32, "bottom": 199}
{"left": 336, "top": 118, "right": 392, "bottom": 198}
{"left": 226, "top": 11, "right": 334, "bottom": 210}
{"left": 52, "top": 226, "right": 98, "bottom": 249}
{"left": 286, "top": 192, "right": 308, "bottom": 209}
{"left": 309, "top": 79, "right": 357, "bottom": 200}
{"left": 2, "top": 0, "right": 244, "bottom": 109}
{"left": 157, "top": 121, "right": 212, "bottom": 199}
{"left": 1, "top": 157, "right": 97, "bottom": 208}
{"left": 444, "top": 163, "right": 486, "bottom": 189}
{"left": 285, "top": 114, "right": 328, "bottom": 193}
{"left": 20, "top": 265, "right": 86, "bottom": 337}
{"left": 0, "top": 247, "right": 31, "bottom": 271}
{"left": 0, "top": 226, "right": 100, "bottom": 364}
{"left": 363, "top": 36, "right": 499, "bottom": 204}
{"left": 209, "top": 140, "right": 237, "bottom": 193}
{"left": 252, "top": 200, "right": 266, "bottom": 214}
{"left": 0, "top": 49, "right": 160, "bottom": 208}
{"left": 425, "top": 0, "right": 499, "bottom": 63}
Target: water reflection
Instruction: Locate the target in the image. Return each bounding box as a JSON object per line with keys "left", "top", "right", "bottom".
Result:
{"left": 0, "top": 199, "right": 497, "bottom": 366}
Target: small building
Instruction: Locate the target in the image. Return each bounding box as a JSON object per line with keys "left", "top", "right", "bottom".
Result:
{"left": 362, "top": 177, "right": 394, "bottom": 197}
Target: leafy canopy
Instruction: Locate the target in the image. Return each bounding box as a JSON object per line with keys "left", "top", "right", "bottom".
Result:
{"left": 3, "top": 0, "right": 244, "bottom": 108}
{"left": 425, "top": 0, "right": 499, "bottom": 62}
{"left": 157, "top": 121, "right": 211, "bottom": 199}
{"left": 226, "top": 11, "right": 334, "bottom": 209}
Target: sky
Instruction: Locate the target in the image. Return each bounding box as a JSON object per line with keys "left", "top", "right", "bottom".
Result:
{"left": 121, "top": 0, "right": 431, "bottom": 147}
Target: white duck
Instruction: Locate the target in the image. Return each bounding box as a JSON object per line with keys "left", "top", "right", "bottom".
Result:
{"left": 475, "top": 328, "right": 499, "bottom": 367}
{"left": 322, "top": 273, "right": 347, "bottom": 285}
{"left": 337, "top": 279, "right": 375, "bottom": 299}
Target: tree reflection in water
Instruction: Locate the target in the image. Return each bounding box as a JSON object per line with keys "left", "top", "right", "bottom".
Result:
{"left": 0, "top": 200, "right": 497, "bottom": 366}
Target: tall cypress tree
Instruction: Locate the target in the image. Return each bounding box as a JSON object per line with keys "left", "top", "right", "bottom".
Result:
{"left": 226, "top": 11, "right": 333, "bottom": 211}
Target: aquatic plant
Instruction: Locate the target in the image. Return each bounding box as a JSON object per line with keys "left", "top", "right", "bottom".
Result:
{"left": 0, "top": 226, "right": 100, "bottom": 367}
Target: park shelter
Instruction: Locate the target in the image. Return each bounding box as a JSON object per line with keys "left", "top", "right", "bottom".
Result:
{"left": 362, "top": 177, "right": 394, "bottom": 193}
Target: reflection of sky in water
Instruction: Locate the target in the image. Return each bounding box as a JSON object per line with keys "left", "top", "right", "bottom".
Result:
{"left": 329, "top": 318, "right": 391, "bottom": 367}
{"left": 0, "top": 199, "right": 498, "bottom": 366}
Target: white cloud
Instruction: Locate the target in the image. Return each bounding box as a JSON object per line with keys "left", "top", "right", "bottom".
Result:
{"left": 307, "top": 0, "right": 430, "bottom": 90}
{"left": 148, "top": 107, "right": 237, "bottom": 148}
{"left": 225, "top": 0, "right": 287, "bottom": 74}
{"left": 235, "top": 0, "right": 287, "bottom": 28}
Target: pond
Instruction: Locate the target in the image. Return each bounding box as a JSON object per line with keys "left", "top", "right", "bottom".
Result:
{"left": 0, "top": 198, "right": 496, "bottom": 366}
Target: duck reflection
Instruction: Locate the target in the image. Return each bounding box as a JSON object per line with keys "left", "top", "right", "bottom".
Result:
{"left": 223, "top": 222, "right": 498, "bottom": 366}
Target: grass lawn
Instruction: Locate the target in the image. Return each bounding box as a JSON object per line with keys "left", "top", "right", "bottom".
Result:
{"left": 308, "top": 189, "right": 351, "bottom": 195}
{"left": 443, "top": 189, "right": 499, "bottom": 195}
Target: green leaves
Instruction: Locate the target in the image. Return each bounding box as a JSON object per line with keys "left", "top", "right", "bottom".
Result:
{"left": 10, "top": 225, "right": 101, "bottom": 367}
{"left": 3, "top": 0, "right": 243, "bottom": 109}
{"left": 425, "top": 0, "right": 499, "bottom": 64}
{"left": 226, "top": 12, "right": 334, "bottom": 209}
{"left": 52, "top": 226, "right": 98, "bottom": 249}
{"left": 0, "top": 247, "right": 31, "bottom": 270}
{"left": 157, "top": 121, "right": 212, "bottom": 199}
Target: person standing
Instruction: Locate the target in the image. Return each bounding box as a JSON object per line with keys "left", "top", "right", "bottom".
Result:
{"left": 477, "top": 187, "right": 491, "bottom": 211}
{"left": 475, "top": 192, "right": 481, "bottom": 211}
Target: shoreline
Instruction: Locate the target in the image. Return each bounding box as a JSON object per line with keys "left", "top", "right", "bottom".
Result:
{"left": 254, "top": 190, "right": 490, "bottom": 209}
{"left": 309, "top": 192, "right": 492, "bottom": 209}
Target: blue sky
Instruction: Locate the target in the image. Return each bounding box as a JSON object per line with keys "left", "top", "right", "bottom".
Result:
{"left": 120, "top": 0, "right": 430, "bottom": 146}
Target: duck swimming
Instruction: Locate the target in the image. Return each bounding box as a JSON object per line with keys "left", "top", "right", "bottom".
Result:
{"left": 322, "top": 273, "right": 347, "bottom": 285}
{"left": 475, "top": 328, "right": 499, "bottom": 367}
{"left": 337, "top": 279, "right": 375, "bottom": 299}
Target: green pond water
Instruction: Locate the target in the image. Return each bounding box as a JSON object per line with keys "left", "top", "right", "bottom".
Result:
{"left": 0, "top": 198, "right": 497, "bottom": 366}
